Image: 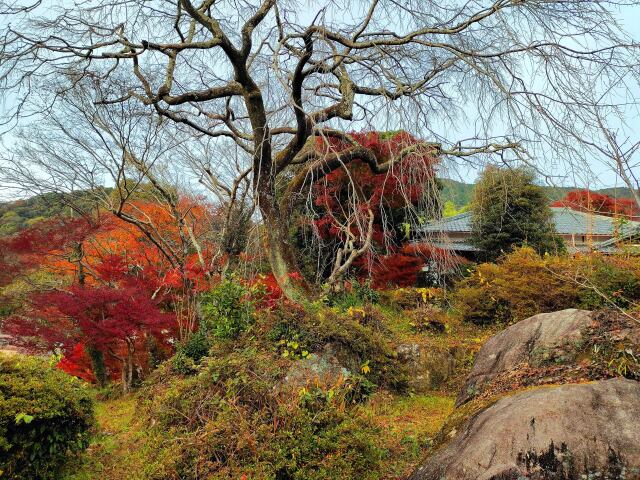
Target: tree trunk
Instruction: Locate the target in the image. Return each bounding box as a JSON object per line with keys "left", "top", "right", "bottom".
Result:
{"left": 240, "top": 74, "right": 313, "bottom": 303}
{"left": 87, "top": 345, "right": 107, "bottom": 388}
{"left": 120, "top": 359, "right": 129, "bottom": 394}
{"left": 259, "top": 200, "right": 313, "bottom": 304}
{"left": 120, "top": 338, "right": 135, "bottom": 394}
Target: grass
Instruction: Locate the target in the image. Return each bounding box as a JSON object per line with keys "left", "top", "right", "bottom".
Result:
{"left": 61, "top": 389, "right": 455, "bottom": 480}
{"left": 364, "top": 391, "right": 455, "bottom": 479}
{"left": 62, "top": 395, "right": 151, "bottom": 480}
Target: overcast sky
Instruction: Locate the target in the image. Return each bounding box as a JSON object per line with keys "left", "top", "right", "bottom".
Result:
{"left": 1, "top": 1, "right": 639, "bottom": 201}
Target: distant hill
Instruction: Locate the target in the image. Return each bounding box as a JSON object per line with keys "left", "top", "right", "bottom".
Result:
{"left": 0, "top": 191, "right": 107, "bottom": 236}
{"left": 440, "top": 178, "right": 636, "bottom": 208}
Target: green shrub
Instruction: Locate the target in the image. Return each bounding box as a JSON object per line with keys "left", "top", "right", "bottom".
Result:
{"left": 140, "top": 348, "right": 384, "bottom": 479}
{"left": 171, "top": 329, "right": 214, "bottom": 375}
{"left": 452, "top": 247, "right": 581, "bottom": 324}
{"left": 453, "top": 247, "right": 640, "bottom": 325}
{"left": 0, "top": 354, "right": 95, "bottom": 480}
{"left": 578, "top": 256, "right": 640, "bottom": 309}
{"left": 324, "top": 279, "right": 380, "bottom": 310}
{"left": 200, "top": 278, "right": 254, "bottom": 339}
{"left": 178, "top": 329, "right": 211, "bottom": 363}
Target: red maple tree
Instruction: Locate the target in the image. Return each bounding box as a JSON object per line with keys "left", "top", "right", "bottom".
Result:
{"left": 552, "top": 190, "right": 639, "bottom": 219}
{"left": 7, "top": 284, "right": 174, "bottom": 392}
{"left": 310, "top": 131, "right": 457, "bottom": 288}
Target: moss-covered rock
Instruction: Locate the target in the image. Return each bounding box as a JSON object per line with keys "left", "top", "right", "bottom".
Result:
{"left": 409, "top": 378, "right": 640, "bottom": 480}
{"left": 456, "top": 309, "right": 640, "bottom": 406}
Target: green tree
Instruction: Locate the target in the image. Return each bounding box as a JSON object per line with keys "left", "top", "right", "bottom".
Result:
{"left": 442, "top": 200, "right": 469, "bottom": 218}
{"left": 470, "top": 166, "right": 564, "bottom": 261}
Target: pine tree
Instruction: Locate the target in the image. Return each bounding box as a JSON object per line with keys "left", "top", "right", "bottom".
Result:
{"left": 470, "top": 166, "right": 564, "bottom": 261}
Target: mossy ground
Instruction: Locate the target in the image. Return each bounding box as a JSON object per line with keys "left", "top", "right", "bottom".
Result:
{"left": 62, "top": 396, "right": 152, "bottom": 480}
{"left": 363, "top": 392, "right": 455, "bottom": 478}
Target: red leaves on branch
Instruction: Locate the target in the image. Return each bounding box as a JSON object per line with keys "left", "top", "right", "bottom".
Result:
{"left": 551, "top": 190, "right": 639, "bottom": 219}
{"left": 313, "top": 132, "right": 438, "bottom": 241}
{"left": 5, "top": 284, "right": 175, "bottom": 355}
{"left": 35, "top": 285, "right": 174, "bottom": 351}
{"left": 250, "top": 272, "right": 303, "bottom": 309}
{"left": 6, "top": 217, "right": 102, "bottom": 254}
{"left": 56, "top": 343, "right": 96, "bottom": 383}
{"left": 369, "top": 244, "right": 467, "bottom": 289}
{"left": 312, "top": 131, "right": 443, "bottom": 287}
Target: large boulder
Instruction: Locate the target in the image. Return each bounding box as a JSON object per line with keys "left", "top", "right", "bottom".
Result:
{"left": 408, "top": 378, "right": 640, "bottom": 480}
{"left": 457, "top": 309, "right": 594, "bottom": 406}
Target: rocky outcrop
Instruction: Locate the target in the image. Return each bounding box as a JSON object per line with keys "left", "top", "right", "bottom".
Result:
{"left": 397, "top": 343, "right": 467, "bottom": 392}
{"left": 409, "top": 309, "right": 640, "bottom": 480}
{"left": 280, "top": 343, "right": 351, "bottom": 391}
{"left": 457, "top": 309, "right": 594, "bottom": 406}
{"left": 408, "top": 378, "right": 640, "bottom": 480}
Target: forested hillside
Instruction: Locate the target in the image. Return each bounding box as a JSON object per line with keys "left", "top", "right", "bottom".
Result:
{"left": 0, "top": 190, "right": 109, "bottom": 236}
{"left": 440, "top": 178, "right": 637, "bottom": 209}
{"left": 3, "top": 182, "right": 636, "bottom": 237}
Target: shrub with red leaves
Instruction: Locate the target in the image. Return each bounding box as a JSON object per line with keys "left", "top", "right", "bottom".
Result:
{"left": 370, "top": 243, "right": 467, "bottom": 289}
{"left": 310, "top": 131, "right": 448, "bottom": 287}
{"left": 250, "top": 272, "right": 303, "bottom": 309}
{"left": 551, "top": 190, "right": 639, "bottom": 219}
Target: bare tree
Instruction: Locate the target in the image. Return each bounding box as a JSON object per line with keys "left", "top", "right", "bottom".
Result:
{"left": 1, "top": 0, "right": 639, "bottom": 301}
{"left": 585, "top": 110, "right": 640, "bottom": 211}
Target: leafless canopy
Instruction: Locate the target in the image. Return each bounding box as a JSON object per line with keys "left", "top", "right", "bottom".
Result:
{"left": 1, "top": 0, "right": 639, "bottom": 299}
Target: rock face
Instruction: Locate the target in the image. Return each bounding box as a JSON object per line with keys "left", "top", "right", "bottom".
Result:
{"left": 408, "top": 378, "right": 640, "bottom": 480}
{"left": 456, "top": 309, "right": 593, "bottom": 406}
{"left": 409, "top": 309, "right": 640, "bottom": 480}
{"left": 280, "top": 343, "right": 351, "bottom": 391}
{"left": 0, "top": 333, "right": 26, "bottom": 355}
{"left": 397, "top": 343, "right": 459, "bottom": 392}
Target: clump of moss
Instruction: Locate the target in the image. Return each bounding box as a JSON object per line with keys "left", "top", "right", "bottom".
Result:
{"left": 304, "top": 306, "right": 410, "bottom": 391}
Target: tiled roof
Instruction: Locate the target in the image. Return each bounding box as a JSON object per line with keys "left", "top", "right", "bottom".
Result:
{"left": 596, "top": 225, "right": 640, "bottom": 251}
{"left": 418, "top": 207, "right": 640, "bottom": 237}
{"left": 427, "top": 240, "right": 480, "bottom": 252}
{"left": 420, "top": 211, "right": 472, "bottom": 233}
{"left": 551, "top": 208, "right": 640, "bottom": 236}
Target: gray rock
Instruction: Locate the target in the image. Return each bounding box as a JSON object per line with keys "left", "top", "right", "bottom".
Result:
{"left": 409, "top": 378, "right": 640, "bottom": 480}
{"left": 280, "top": 343, "right": 351, "bottom": 391}
{"left": 457, "top": 309, "right": 593, "bottom": 406}
{"left": 397, "top": 343, "right": 460, "bottom": 392}
{"left": 0, "top": 333, "right": 25, "bottom": 355}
